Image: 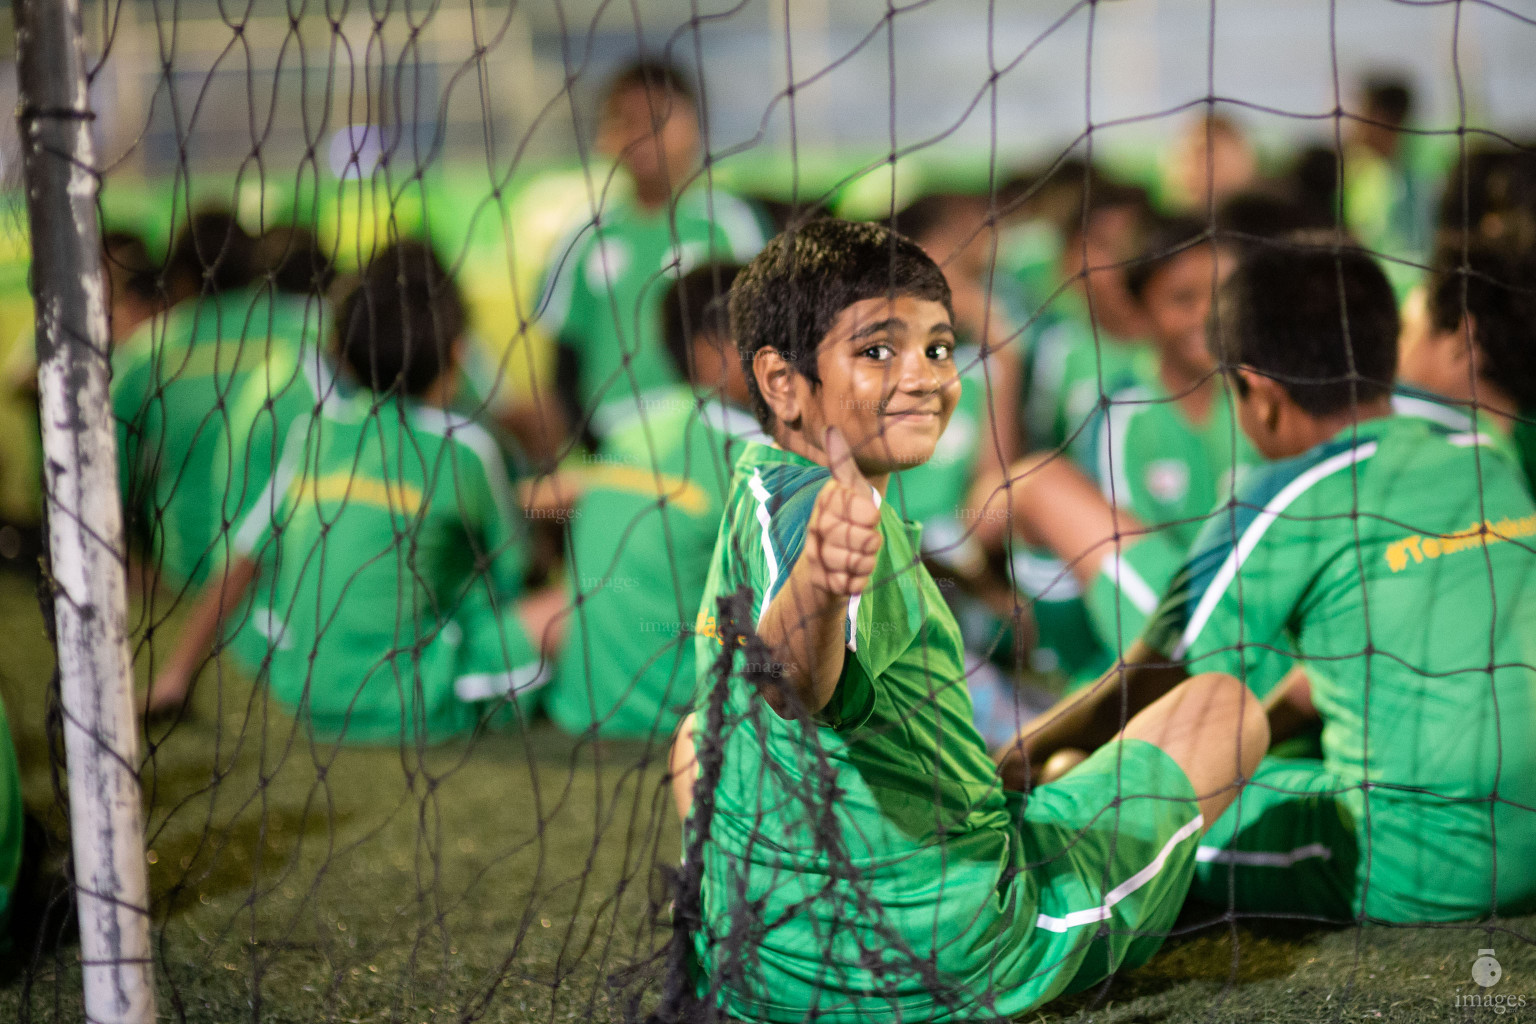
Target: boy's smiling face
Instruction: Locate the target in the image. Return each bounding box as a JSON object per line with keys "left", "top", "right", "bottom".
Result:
{"left": 759, "top": 294, "right": 960, "bottom": 488}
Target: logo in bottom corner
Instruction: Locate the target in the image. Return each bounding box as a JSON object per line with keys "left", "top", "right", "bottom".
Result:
{"left": 1474, "top": 949, "right": 1503, "bottom": 989}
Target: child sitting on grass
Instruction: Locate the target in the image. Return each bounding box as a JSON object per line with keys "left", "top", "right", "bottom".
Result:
{"left": 670, "top": 218, "right": 1266, "bottom": 1021}
{"left": 1395, "top": 237, "right": 1536, "bottom": 489}
{"left": 539, "top": 263, "right": 766, "bottom": 742}
{"left": 144, "top": 243, "right": 563, "bottom": 743}
{"left": 983, "top": 216, "right": 1260, "bottom": 662}
{"left": 1007, "top": 239, "right": 1536, "bottom": 923}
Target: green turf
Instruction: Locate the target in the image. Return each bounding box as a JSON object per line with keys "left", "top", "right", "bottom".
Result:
{"left": 0, "top": 564, "right": 1531, "bottom": 1022}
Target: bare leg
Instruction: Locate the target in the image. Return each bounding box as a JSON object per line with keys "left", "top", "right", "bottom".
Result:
{"left": 668, "top": 712, "right": 698, "bottom": 824}
{"left": 1117, "top": 671, "right": 1268, "bottom": 828}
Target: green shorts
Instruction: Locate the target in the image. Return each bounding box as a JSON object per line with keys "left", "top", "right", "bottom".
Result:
{"left": 1083, "top": 535, "right": 1183, "bottom": 655}
{"left": 1188, "top": 758, "right": 1360, "bottom": 920}
{"left": 1016, "top": 737, "right": 1203, "bottom": 997}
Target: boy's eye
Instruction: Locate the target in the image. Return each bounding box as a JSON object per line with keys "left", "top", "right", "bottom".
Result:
{"left": 927, "top": 342, "right": 954, "bottom": 361}
{"left": 859, "top": 343, "right": 894, "bottom": 360}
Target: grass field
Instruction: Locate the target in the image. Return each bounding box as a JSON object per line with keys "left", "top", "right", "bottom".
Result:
{"left": 0, "top": 561, "right": 1532, "bottom": 1022}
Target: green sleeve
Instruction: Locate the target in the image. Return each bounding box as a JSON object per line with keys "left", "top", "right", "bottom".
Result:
{"left": 109, "top": 343, "right": 154, "bottom": 523}
{"left": 1143, "top": 476, "right": 1326, "bottom": 685}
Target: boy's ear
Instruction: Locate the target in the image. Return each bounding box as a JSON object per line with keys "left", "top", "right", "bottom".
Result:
{"left": 753, "top": 347, "right": 802, "bottom": 428}
{"left": 1237, "top": 367, "right": 1287, "bottom": 434}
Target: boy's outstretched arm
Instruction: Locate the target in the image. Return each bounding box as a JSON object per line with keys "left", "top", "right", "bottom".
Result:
{"left": 143, "top": 555, "right": 258, "bottom": 718}
{"left": 757, "top": 427, "right": 882, "bottom": 720}
{"left": 995, "top": 640, "right": 1187, "bottom": 789}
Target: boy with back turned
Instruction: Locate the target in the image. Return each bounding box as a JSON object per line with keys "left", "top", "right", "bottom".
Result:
{"left": 1010, "top": 239, "right": 1536, "bottom": 923}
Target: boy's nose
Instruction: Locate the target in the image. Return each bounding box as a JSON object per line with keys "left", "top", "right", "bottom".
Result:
{"left": 896, "top": 350, "right": 943, "bottom": 393}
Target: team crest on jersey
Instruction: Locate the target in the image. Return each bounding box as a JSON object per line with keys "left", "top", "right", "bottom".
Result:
{"left": 586, "top": 238, "right": 630, "bottom": 285}
{"left": 1145, "top": 458, "right": 1190, "bottom": 504}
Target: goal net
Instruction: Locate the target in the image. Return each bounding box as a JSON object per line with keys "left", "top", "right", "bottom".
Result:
{"left": 2, "top": 1, "right": 1535, "bottom": 1021}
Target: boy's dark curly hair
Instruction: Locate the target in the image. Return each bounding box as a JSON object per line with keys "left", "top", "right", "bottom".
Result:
{"left": 730, "top": 219, "right": 952, "bottom": 429}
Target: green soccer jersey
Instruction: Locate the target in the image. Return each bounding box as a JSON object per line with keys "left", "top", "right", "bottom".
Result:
{"left": 689, "top": 442, "right": 1204, "bottom": 1021}
{"left": 216, "top": 295, "right": 342, "bottom": 532}
{"left": 544, "top": 392, "right": 765, "bottom": 740}
{"left": 216, "top": 344, "right": 359, "bottom": 677}
{"left": 1079, "top": 367, "right": 1260, "bottom": 651}
{"left": 1090, "top": 369, "right": 1258, "bottom": 554}
{"left": 1020, "top": 292, "right": 1148, "bottom": 455}
{"left": 1392, "top": 383, "right": 1535, "bottom": 492}
{"left": 535, "top": 189, "right": 765, "bottom": 437}
{"left": 112, "top": 288, "right": 309, "bottom": 588}
{"left": 1145, "top": 414, "right": 1536, "bottom": 921}
{"left": 233, "top": 396, "right": 539, "bottom": 743}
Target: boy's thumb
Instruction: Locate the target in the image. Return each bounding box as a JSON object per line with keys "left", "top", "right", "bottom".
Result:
{"left": 825, "top": 425, "right": 868, "bottom": 490}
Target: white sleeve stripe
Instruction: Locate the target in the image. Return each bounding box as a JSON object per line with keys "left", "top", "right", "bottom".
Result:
{"left": 844, "top": 485, "right": 881, "bottom": 653}
{"left": 1097, "top": 387, "right": 1148, "bottom": 504}
{"left": 747, "top": 469, "right": 781, "bottom": 627}
{"left": 712, "top": 196, "right": 767, "bottom": 260}
{"left": 535, "top": 221, "right": 592, "bottom": 334}
{"left": 454, "top": 662, "right": 549, "bottom": 702}
{"left": 409, "top": 409, "right": 517, "bottom": 523}
{"left": 1035, "top": 813, "right": 1205, "bottom": 933}
{"left": 232, "top": 423, "right": 308, "bottom": 555}
{"left": 1103, "top": 549, "right": 1160, "bottom": 615}
{"left": 1173, "top": 441, "right": 1379, "bottom": 659}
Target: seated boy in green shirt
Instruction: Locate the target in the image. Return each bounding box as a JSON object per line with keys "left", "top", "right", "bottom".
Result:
{"left": 1009, "top": 239, "right": 1536, "bottom": 923}
{"left": 982, "top": 216, "right": 1261, "bottom": 664}
{"left": 1395, "top": 237, "right": 1536, "bottom": 489}
{"left": 670, "top": 219, "right": 1266, "bottom": 1021}
{"left": 144, "top": 243, "right": 563, "bottom": 743}
{"left": 539, "top": 263, "right": 766, "bottom": 741}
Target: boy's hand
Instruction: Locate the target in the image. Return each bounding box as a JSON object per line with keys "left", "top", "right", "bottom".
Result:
{"left": 805, "top": 426, "right": 882, "bottom": 597}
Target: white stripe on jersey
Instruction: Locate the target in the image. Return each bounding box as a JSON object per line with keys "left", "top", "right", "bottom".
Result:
{"left": 1102, "top": 548, "right": 1160, "bottom": 616}
{"left": 1391, "top": 392, "right": 1472, "bottom": 432}
{"left": 410, "top": 407, "right": 518, "bottom": 524}
{"left": 747, "top": 469, "right": 781, "bottom": 628}
{"left": 1195, "top": 841, "right": 1333, "bottom": 868}
{"left": 1173, "top": 441, "right": 1379, "bottom": 659}
{"left": 233, "top": 420, "right": 310, "bottom": 556}
{"left": 1097, "top": 384, "right": 1153, "bottom": 506}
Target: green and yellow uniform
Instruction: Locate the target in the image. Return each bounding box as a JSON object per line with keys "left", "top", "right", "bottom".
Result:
{"left": 543, "top": 393, "right": 764, "bottom": 740}
{"left": 232, "top": 397, "right": 540, "bottom": 744}
{"left": 1082, "top": 368, "right": 1259, "bottom": 652}
{"left": 1145, "top": 415, "right": 1536, "bottom": 921}
{"left": 215, "top": 341, "right": 356, "bottom": 676}
{"left": 535, "top": 190, "right": 765, "bottom": 437}
{"left": 1021, "top": 292, "right": 1147, "bottom": 457}
{"left": 689, "top": 442, "right": 1204, "bottom": 1021}
{"left": 112, "top": 288, "right": 309, "bottom": 588}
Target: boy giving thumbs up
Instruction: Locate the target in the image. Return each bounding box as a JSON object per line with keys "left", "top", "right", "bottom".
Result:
{"left": 675, "top": 219, "right": 1263, "bottom": 1024}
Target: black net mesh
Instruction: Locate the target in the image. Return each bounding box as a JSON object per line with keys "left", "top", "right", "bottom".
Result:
{"left": 2, "top": 1, "right": 1536, "bottom": 1021}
